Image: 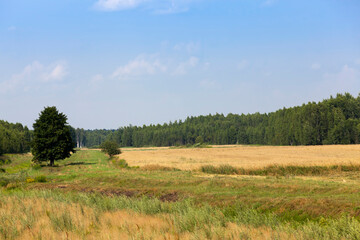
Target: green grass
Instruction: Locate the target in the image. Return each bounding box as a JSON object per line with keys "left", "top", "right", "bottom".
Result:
{"left": 1, "top": 189, "right": 360, "bottom": 240}
{"left": 1, "top": 149, "right": 360, "bottom": 239}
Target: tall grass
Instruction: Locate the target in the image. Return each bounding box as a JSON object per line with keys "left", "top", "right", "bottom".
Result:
{"left": 1, "top": 189, "right": 360, "bottom": 239}
{"left": 200, "top": 164, "right": 360, "bottom": 176}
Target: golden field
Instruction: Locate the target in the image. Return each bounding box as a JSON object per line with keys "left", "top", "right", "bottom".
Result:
{"left": 120, "top": 145, "right": 360, "bottom": 170}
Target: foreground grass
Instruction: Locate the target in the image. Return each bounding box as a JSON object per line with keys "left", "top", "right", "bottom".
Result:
{"left": 1, "top": 189, "right": 360, "bottom": 240}
{"left": 1, "top": 149, "right": 360, "bottom": 239}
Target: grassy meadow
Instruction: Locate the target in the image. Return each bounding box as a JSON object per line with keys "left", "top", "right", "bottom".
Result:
{"left": 1, "top": 146, "right": 360, "bottom": 239}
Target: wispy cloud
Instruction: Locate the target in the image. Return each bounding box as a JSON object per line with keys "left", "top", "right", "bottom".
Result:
{"left": 94, "top": 0, "right": 145, "bottom": 11}
{"left": 311, "top": 63, "right": 321, "bottom": 70}
{"left": 112, "top": 55, "right": 167, "bottom": 79}
{"left": 322, "top": 65, "right": 359, "bottom": 93}
{"left": 8, "top": 26, "right": 16, "bottom": 31}
{"left": 200, "top": 79, "right": 216, "bottom": 89}
{"left": 173, "top": 42, "right": 200, "bottom": 54}
{"left": 237, "top": 60, "right": 249, "bottom": 70}
{"left": 0, "top": 61, "right": 68, "bottom": 93}
{"left": 173, "top": 56, "right": 199, "bottom": 75}
{"left": 43, "top": 64, "right": 68, "bottom": 81}
{"left": 261, "top": 0, "right": 278, "bottom": 7}
{"left": 94, "top": 0, "right": 197, "bottom": 13}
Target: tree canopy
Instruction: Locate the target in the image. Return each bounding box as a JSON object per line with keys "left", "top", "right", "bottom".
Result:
{"left": 0, "top": 120, "right": 31, "bottom": 155}
{"left": 31, "top": 106, "right": 74, "bottom": 166}
{"left": 75, "top": 93, "right": 360, "bottom": 148}
{"left": 100, "top": 141, "right": 121, "bottom": 158}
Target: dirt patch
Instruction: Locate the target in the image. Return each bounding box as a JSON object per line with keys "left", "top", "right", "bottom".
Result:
{"left": 159, "top": 192, "right": 179, "bottom": 202}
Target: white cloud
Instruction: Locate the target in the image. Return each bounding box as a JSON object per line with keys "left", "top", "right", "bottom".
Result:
{"left": 0, "top": 61, "right": 68, "bottom": 93}
{"left": 153, "top": 0, "right": 189, "bottom": 14}
{"left": 94, "top": 0, "right": 145, "bottom": 11}
{"left": 94, "top": 0, "right": 196, "bottom": 13}
{"left": 237, "top": 60, "right": 249, "bottom": 70}
{"left": 311, "top": 63, "right": 321, "bottom": 70}
{"left": 173, "top": 56, "right": 199, "bottom": 75}
{"left": 112, "top": 55, "right": 167, "bottom": 79}
{"left": 43, "top": 64, "right": 67, "bottom": 81}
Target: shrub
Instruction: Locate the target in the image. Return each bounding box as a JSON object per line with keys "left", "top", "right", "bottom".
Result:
{"left": 35, "top": 175, "right": 47, "bottom": 182}
{"left": 0, "top": 177, "right": 9, "bottom": 187}
{"left": 200, "top": 164, "right": 238, "bottom": 175}
{"left": 32, "top": 164, "right": 42, "bottom": 170}
{"left": 100, "top": 141, "right": 121, "bottom": 158}
{"left": 112, "top": 159, "right": 128, "bottom": 168}
{"left": 26, "top": 178, "right": 35, "bottom": 183}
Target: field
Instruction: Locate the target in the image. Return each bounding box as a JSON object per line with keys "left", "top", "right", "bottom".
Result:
{"left": 1, "top": 145, "right": 360, "bottom": 239}
{"left": 121, "top": 144, "right": 360, "bottom": 170}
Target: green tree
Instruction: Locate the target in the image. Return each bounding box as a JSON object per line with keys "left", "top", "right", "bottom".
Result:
{"left": 195, "top": 136, "right": 204, "bottom": 144}
{"left": 31, "top": 106, "right": 74, "bottom": 166}
{"left": 100, "top": 141, "right": 121, "bottom": 158}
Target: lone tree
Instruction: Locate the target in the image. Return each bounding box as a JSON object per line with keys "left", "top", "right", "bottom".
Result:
{"left": 32, "top": 106, "right": 74, "bottom": 166}
{"left": 100, "top": 141, "right": 121, "bottom": 158}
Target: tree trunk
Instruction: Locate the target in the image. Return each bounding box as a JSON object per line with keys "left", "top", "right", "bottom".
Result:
{"left": 49, "top": 159, "right": 54, "bottom": 166}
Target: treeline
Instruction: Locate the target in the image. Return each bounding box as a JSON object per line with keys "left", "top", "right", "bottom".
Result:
{"left": 2, "top": 93, "right": 360, "bottom": 152}
{"left": 0, "top": 120, "right": 31, "bottom": 155}
{"left": 77, "top": 93, "right": 360, "bottom": 147}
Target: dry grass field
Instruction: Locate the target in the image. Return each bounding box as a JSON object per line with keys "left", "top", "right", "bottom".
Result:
{"left": 3, "top": 148, "right": 360, "bottom": 239}
{"left": 121, "top": 144, "right": 360, "bottom": 170}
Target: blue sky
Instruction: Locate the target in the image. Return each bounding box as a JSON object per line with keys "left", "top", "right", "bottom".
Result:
{"left": 0, "top": 0, "right": 360, "bottom": 129}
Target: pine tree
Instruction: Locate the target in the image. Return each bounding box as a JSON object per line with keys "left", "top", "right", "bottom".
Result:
{"left": 31, "top": 106, "right": 74, "bottom": 166}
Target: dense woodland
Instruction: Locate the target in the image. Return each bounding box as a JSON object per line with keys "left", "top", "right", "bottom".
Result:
{"left": 1, "top": 93, "right": 360, "bottom": 154}
{"left": 76, "top": 93, "right": 360, "bottom": 148}
{"left": 0, "top": 120, "right": 31, "bottom": 155}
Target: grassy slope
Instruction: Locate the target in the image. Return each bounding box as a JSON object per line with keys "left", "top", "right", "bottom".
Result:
{"left": 1, "top": 150, "right": 360, "bottom": 239}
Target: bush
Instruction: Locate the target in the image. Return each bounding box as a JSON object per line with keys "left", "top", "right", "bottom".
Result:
{"left": 200, "top": 165, "right": 238, "bottom": 175}
{"left": 26, "top": 178, "right": 35, "bottom": 183}
{"left": 112, "top": 159, "right": 128, "bottom": 168}
{"left": 100, "top": 141, "right": 121, "bottom": 158}
{"left": 34, "top": 175, "right": 47, "bottom": 182}
{"left": 32, "top": 164, "right": 42, "bottom": 170}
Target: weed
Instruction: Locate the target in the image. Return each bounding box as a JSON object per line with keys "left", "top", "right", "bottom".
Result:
{"left": 141, "top": 164, "right": 180, "bottom": 171}
{"left": 112, "top": 159, "right": 129, "bottom": 168}
{"left": 35, "top": 175, "right": 47, "bottom": 182}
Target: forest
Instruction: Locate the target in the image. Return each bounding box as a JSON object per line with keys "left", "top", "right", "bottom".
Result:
{"left": 76, "top": 93, "right": 360, "bottom": 148}
{"left": 1, "top": 92, "right": 360, "bottom": 154}
{"left": 0, "top": 120, "right": 31, "bottom": 155}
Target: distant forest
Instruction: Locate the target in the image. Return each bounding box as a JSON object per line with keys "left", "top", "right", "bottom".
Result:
{"left": 76, "top": 93, "right": 360, "bottom": 148}
{"left": 0, "top": 120, "right": 31, "bottom": 155}
{"left": 1, "top": 93, "right": 360, "bottom": 154}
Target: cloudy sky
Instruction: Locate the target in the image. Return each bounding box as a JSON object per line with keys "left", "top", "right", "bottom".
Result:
{"left": 1, "top": 0, "right": 360, "bottom": 129}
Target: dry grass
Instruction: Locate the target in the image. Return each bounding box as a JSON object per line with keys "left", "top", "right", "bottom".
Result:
{"left": 120, "top": 145, "right": 360, "bottom": 170}
{"left": 0, "top": 196, "right": 291, "bottom": 240}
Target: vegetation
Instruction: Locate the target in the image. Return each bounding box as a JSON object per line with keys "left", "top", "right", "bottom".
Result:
{"left": 31, "top": 106, "right": 75, "bottom": 166}
{"left": 1, "top": 149, "right": 360, "bottom": 239}
{"left": 100, "top": 140, "right": 121, "bottom": 158}
{"left": 200, "top": 164, "right": 360, "bottom": 176}
{"left": 0, "top": 120, "right": 31, "bottom": 155}
{"left": 72, "top": 93, "right": 360, "bottom": 147}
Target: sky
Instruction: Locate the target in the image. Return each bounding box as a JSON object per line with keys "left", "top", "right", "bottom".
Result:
{"left": 0, "top": 0, "right": 360, "bottom": 129}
